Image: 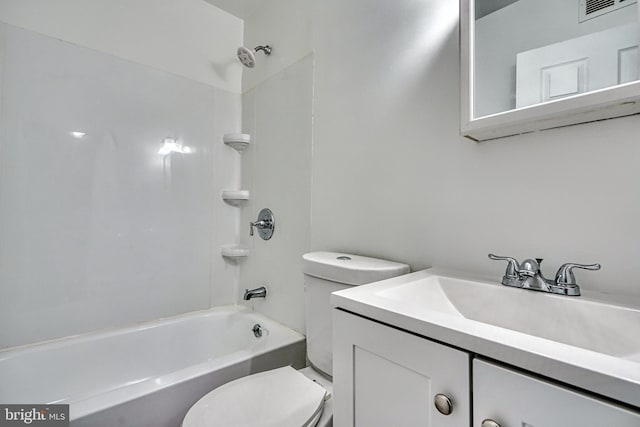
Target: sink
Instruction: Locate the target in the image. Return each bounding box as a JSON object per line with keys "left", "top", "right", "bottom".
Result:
{"left": 331, "top": 268, "right": 640, "bottom": 407}
{"left": 377, "top": 275, "right": 640, "bottom": 360}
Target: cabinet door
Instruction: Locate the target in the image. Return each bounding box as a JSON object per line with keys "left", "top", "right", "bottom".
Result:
{"left": 473, "top": 359, "right": 640, "bottom": 427}
{"left": 333, "top": 309, "right": 470, "bottom": 427}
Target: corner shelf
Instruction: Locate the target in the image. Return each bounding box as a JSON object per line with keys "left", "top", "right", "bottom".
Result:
{"left": 223, "top": 133, "right": 251, "bottom": 153}
{"left": 221, "top": 245, "right": 249, "bottom": 259}
{"left": 221, "top": 190, "right": 250, "bottom": 207}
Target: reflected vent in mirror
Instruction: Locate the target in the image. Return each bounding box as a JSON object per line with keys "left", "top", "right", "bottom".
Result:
{"left": 580, "top": 0, "right": 637, "bottom": 22}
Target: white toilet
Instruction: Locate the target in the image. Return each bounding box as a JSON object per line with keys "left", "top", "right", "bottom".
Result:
{"left": 182, "top": 251, "right": 410, "bottom": 427}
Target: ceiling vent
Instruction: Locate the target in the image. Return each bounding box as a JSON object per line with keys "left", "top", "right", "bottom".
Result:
{"left": 580, "top": 0, "right": 637, "bottom": 22}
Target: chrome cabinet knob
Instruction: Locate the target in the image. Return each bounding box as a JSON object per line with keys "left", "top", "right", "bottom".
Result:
{"left": 433, "top": 393, "right": 453, "bottom": 415}
{"left": 481, "top": 419, "right": 501, "bottom": 427}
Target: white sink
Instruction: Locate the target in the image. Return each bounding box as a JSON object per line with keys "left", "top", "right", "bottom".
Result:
{"left": 331, "top": 268, "right": 640, "bottom": 407}
{"left": 377, "top": 275, "right": 640, "bottom": 360}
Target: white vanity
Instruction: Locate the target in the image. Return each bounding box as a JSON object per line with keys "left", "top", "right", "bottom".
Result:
{"left": 332, "top": 269, "right": 640, "bottom": 426}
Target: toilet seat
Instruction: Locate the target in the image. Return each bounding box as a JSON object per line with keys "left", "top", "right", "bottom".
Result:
{"left": 182, "top": 366, "right": 327, "bottom": 427}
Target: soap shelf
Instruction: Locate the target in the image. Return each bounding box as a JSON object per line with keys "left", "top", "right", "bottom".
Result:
{"left": 222, "top": 190, "right": 250, "bottom": 206}
{"left": 221, "top": 245, "right": 249, "bottom": 259}
{"left": 223, "top": 133, "right": 251, "bottom": 153}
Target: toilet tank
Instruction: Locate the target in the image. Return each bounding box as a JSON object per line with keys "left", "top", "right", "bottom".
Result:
{"left": 303, "top": 252, "right": 410, "bottom": 377}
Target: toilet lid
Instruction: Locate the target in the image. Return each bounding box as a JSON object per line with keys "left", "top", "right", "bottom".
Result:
{"left": 182, "top": 366, "right": 327, "bottom": 427}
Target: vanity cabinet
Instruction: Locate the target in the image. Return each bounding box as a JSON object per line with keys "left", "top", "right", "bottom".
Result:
{"left": 474, "top": 359, "right": 640, "bottom": 427}
{"left": 333, "top": 309, "right": 640, "bottom": 427}
{"left": 333, "top": 309, "right": 470, "bottom": 427}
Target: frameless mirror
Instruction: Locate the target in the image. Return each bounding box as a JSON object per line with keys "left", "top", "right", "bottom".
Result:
{"left": 461, "top": 0, "right": 640, "bottom": 141}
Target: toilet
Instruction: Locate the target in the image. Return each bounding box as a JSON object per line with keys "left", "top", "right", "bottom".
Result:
{"left": 182, "top": 251, "right": 410, "bottom": 427}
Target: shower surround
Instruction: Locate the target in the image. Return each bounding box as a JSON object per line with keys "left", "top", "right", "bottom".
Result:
{"left": 0, "top": 22, "right": 241, "bottom": 349}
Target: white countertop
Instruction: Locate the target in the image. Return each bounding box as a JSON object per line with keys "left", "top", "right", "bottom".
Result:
{"left": 331, "top": 268, "right": 640, "bottom": 408}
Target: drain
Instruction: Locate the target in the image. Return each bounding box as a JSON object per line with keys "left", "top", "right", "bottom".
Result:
{"left": 252, "top": 323, "right": 263, "bottom": 338}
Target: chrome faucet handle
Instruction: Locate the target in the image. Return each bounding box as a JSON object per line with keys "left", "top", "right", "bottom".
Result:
{"left": 249, "top": 208, "right": 275, "bottom": 240}
{"left": 488, "top": 254, "right": 519, "bottom": 285}
{"left": 249, "top": 220, "right": 266, "bottom": 236}
{"left": 555, "top": 263, "right": 601, "bottom": 286}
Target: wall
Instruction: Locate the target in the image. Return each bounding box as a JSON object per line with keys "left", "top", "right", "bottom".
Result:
{"left": 0, "top": 0, "right": 243, "bottom": 93}
{"left": 242, "top": 0, "right": 312, "bottom": 92}
{"left": 240, "top": 0, "right": 640, "bottom": 325}
{"left": 0, "top": 1, "right": 243, "bottom": 348}
{"left": 239, "top": 56, "right": 313, "bottom": 333}
{"left": 238, "top": 0, "right": 314, "bottom": 333}
{"left": 475, "top": 0, "right": 636, "bottom": 116}
{"left": 310, "top": 0, "right": 640, "bottom": 300}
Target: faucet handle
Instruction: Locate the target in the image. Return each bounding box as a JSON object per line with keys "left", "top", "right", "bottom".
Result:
{"left": 249, "top": 220, "right": 263, "bottom": 236}
{"left": 488, "top": 254, "right": 519, "bottom": 279}
{"left": 555, "top": 263, "right": 601, "bottom": 286}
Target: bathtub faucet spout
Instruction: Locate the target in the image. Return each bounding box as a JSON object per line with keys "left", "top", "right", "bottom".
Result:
{"left": 243, "top": 286, "right": 267, "bottom": 301}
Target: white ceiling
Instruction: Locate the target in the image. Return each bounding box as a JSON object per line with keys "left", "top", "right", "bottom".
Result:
{"left": 203, "top": 0, "right": 260, "bottom": 19}
{"left": 203, "top": 0, "right": 520, "bottom": 23}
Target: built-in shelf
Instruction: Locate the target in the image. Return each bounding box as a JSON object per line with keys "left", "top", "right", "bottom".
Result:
{"left": 221, "top": 245, "right": 249, "bottom": 259}
{"left": 221, "top": 190, "right": 250, "bottom": 206}
{"left": 223, "top": 133, "right": 251, "bottom": 153}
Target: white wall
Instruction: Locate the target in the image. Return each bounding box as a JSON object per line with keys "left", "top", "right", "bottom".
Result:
{"left": 311, "top": 0, "right": 640, "bottom": 299}
{"left": 239, "top": 0, "right": 640, "bottom": 328}
{"left": 0, "top": 0, "right": 244, "bottom": 93}
{"left": 0, "top": 0, "right": 243, "bottom": 348}
{"left": 237, "top": 0, "right": 314, "bottom": 333}
{"left": 242, "top": 0, "right": 312, "bottom": 92}
{"left": 475, "top": 0, "right": 636, "bottom": 116}
{"left": 239, "top": 56, "right": 313, "bottom": 333}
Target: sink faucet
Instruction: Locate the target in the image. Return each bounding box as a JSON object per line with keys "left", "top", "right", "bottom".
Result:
{"left": 488, "top": 254, "right": 600, "bottom": 296}
{"left": 243, "top": 286, "right": 267, "bottom": 301}
{"left": 518, "top": 258, "right": 553, "bottom": 292}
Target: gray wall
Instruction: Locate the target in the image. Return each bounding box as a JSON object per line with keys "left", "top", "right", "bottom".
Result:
{"left": 242, "top": 0, "right": 640, "bottom": 331}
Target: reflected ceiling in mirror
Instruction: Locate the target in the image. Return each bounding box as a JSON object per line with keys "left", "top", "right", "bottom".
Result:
{"left": 473, "top": 0, "right": 639, "bottom": 119}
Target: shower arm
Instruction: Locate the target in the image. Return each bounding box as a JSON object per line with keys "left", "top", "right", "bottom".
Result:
{"left": 254, "top": 45, "right": 272, "bottom": 55}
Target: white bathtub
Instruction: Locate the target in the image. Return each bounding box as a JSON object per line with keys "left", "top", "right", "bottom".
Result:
{"left": 0, "top": 306, "right": 306, "bottom": 427}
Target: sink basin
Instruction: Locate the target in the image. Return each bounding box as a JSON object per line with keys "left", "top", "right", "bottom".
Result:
{"left": 377, "top": 275, "right": 640, "bottom": 360}
{"left": 331, "top": 268, "right": 640, "bottom": 407}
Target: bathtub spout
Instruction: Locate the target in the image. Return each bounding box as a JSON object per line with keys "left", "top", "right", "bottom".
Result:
{"left": 243, "top": 286, "right": 267, "bottom": 301}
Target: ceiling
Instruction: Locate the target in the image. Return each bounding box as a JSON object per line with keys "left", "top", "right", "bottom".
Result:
{"left": 203, "top": 0, "right": 260, "bottom": 19}
{"left": 203, "top": 0, "right": 520, "bottom": 23}
{"left": 476, "top": 0, "right": 521, "bottom": 19}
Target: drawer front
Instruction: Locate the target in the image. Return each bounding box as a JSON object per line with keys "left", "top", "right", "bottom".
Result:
{"left": 473, "top": 359, "right": 640, "bottom": 427}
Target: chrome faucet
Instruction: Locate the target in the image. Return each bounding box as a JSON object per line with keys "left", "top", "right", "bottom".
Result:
{"left": 488, "top": 254, "right": 600, "bottom": 296}
{"left": 243, "top": 286, "right": 267, "bottom": 300}
{"left": 249, "top": 208, "right": 275, "bottom": 240}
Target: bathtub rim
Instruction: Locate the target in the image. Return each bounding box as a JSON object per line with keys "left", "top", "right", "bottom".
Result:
{"left": 0, "top": 305, "right": 306, "bottom": 421}
{"left": 0, "top": 305, "right": 302, "bottom": 357}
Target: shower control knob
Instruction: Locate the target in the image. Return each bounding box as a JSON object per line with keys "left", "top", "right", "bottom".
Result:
{"left": 481, "top": 419, "right": 501, "bottom": 427}
{"left": 249, "top": 208, "right": 275, "bottom": 240}
{"left": 434, "top": 393, "right": 453, "bottom": 415}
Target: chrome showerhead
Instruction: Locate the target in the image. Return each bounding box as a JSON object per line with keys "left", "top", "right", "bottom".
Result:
{"left": 237, "top": 45, "right": 272, "bottom": 68}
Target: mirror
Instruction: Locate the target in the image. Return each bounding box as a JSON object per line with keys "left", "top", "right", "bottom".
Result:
{"left": 461, "top": 0, "right": 640, "bottom": 141}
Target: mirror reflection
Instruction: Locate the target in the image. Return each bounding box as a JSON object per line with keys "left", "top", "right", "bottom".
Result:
{"left": 474, "top": 0, "right": 639, "bottom": 118}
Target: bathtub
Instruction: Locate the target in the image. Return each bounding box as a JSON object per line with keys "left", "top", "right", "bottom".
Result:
{"left": 0, "top": 306, "right": 306, "bottom": 427}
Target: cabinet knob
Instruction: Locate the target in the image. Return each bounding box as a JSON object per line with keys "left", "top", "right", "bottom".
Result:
{"left": 481, "top": 419, "right": 501, "bottom": 427}
{"left": 433, "top": 393, "right": 453, "bottom": 415}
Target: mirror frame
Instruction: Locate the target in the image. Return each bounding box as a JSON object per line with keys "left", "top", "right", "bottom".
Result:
{"left": 460, "top": 0, "right": 640, "bottom": 141}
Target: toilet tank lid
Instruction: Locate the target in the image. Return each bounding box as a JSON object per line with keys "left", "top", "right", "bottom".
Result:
{"left": 303, "top": 252, "right": 410, "bottom": 286}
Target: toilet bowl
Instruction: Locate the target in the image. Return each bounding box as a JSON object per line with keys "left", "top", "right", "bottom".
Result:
{"left": 182, "top": 252, "right": 409, "bottom": 427}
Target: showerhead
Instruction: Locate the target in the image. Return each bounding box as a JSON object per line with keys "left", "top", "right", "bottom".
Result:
{"left": 237, "top": 45, "right": 272, "bottom": 68}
